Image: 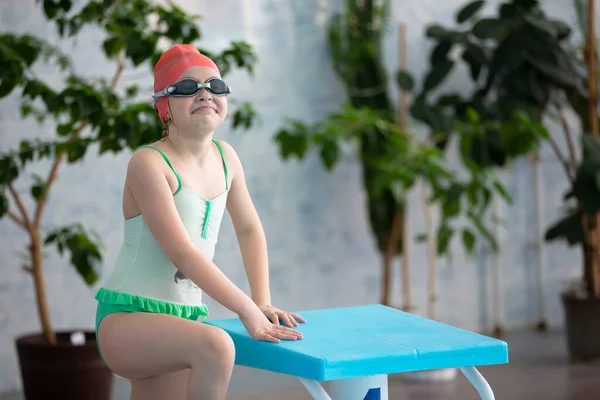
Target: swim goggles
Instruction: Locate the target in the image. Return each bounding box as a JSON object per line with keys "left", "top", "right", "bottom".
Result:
{"left": 153, "top": 77, "right": 232, "bottom": 101}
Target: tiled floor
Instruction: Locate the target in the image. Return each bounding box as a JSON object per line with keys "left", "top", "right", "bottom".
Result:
{"left": 2, "top": 330, "right": 599, "bottom": 399}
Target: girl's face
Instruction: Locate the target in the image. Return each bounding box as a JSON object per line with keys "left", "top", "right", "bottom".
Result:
{"left": 165, "top": 66, "right": 229, "bottom": 135}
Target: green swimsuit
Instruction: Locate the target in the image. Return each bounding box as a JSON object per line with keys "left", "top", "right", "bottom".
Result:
{"left": 94, "top": 140, "right": 229, "bottom": 371}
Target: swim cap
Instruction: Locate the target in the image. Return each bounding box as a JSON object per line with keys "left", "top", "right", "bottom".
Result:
{"left": 153, "top": 44, "right": 220, "bottom": 123}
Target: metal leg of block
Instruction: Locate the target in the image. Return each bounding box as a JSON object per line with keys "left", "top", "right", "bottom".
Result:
{"left": 459, "top": 366, "right": 495, "bottom": 400}
{"left": 298, "top": 378, "right": 332, "bottom": 400}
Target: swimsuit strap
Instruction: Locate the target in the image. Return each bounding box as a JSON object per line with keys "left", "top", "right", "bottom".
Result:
{"left": 212, "top": 139, "right": 229, "bottom": 190}
{"left": 138, "top": 145, "right": 183, "bottom": 195}
{"left": 138, "top": 141, "right": 228, "bottom": 193}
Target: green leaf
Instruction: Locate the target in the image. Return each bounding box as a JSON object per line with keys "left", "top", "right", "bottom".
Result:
{"left": 65, "top": 140, "right": 89, "bottom": 163}
{"left": 499, "top": 3, "right": 517, "bottom": 19}
{"left": 426, "top": 24, "right": 452, "bottom": 40}
{"left": 513, "top": 0, "right": 539, "bottom": 12}
{"left": 409, "top": 94, "right": 428, "bottom": 122}
{"left": 0, "top": 157, "right": 19, "bottom": 185}
{"left": 468, "top": 210, "right": 498, "bottom": 252}
{"left": 125, "top": 34, "right": 154, "bottom": 66}
{"left": 0, "top": 189, "right": 8, "bottom": 218}
{"left": 231, "top": 101, "right": 259, "bottom": 130}
{"left": 44, "top": 224, "right": 102, "bottom": 286}
{"left": 274, "top": 128, "right": 309, "bottom": 160}
{"left": 472, "top": 18, "right": 509, "bottom": 40}
{"left": 441, "top": 183, "right": 463, "bottom": 218}
{"left": 320, "top": 139, "right": 339, "bottom": 171}
{"left": 461, "top": 43, "right": 487, "bottom": 81}
{"left": 18, "top": 141, "right": 35, "bottom": 165}
{"left": 102, "top": 36, "right": 125, "bottom": 59}
{"left": 437, "top": 224, "right": 454, "bottom": 254}
{"left": 545, "top": 211, "right": 585, "bottom": 245}
{"left": 548, "top": 19, "right": 572, "bottom": 40}
{"left": 214, "top": 41, "right": 258, "bottom": 77}
{"left": 423, "top": 59, "right": 454, "bottom": 92}
{"left": 43, "top": 0, "right": 61, "bottom": 19}
{"left": 493, "top": 180, "right": 511, "bottom": 202}
{"left": 30, "top": 174, "right": 47, "bottom": 201}
{"left": 415, "top": 233, "right": 427, "bottom": 242}
{"left": 396, "top": 70, "right": 414, "bottom": 92}
{"left": 430, "top": 40, "right": 453, "bottom": 63}
{"left": 456, "top": 1, "right": 485, "bottom": 24}
{"left": 526, "top": 53, "right": 582, "bottom": 92}
{"left": 462, "top": 228, "right": 476, "bottom": 253}
{"left": 437, "top": 94, "right": 462, "bottom": 107}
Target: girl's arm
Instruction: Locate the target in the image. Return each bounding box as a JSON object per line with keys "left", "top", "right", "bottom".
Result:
{"left": 221, "top": 142, "right": 271, "bottom": 306}
{"left": 221, "top": 141, "right": 306, "bottom": 327}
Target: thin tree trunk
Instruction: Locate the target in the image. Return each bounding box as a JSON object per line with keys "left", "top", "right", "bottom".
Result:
{"left": 586, "top": 0, "right": 600, "bottom": 298}
{"left": 420, "top": 184, "right": 437, "bottom": 320}
{"left": 398, "top": 22, "right": 412, "bottom": 313}
{"left": 400, "top": 204, "right": 411, "bottom": 312}
{"left": 31, "top": 229, "right": 55, "bottom": 344}
{"left": 381, "top": 208, "right": 403, "bottom": 306}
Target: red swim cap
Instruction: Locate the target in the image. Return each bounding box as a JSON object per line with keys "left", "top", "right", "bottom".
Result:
{"left": 153, "top": 44, "right": 220, "bottom": 123}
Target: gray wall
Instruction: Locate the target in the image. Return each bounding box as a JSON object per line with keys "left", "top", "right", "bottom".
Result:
{"left": 0, "top": 0, "right": 588, "bottom": 394}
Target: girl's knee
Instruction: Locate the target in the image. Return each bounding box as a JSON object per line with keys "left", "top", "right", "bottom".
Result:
{"left": 196, "top": 326, "right": 235, "bottom": 369}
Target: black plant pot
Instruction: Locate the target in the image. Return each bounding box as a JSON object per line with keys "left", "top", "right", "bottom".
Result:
{"left": 562, "top": 294, "right": 600, "bottom": 361}
{"left": 16, "top": 331, "right": 113, "bottom": 400}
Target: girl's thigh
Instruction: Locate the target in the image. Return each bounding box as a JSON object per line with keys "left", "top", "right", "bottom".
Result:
{"left": 130, "top": 369, "right": 191, "bottom": 400}
{"left": 97, "top": 311, "right": 235, "bottom": 381}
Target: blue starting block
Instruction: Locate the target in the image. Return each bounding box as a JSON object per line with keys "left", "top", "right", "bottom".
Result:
{"left": 206, "top": 304, "right": 508, "bottom": 400}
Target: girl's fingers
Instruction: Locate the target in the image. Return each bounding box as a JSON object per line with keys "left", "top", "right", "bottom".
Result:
{"left": 260, "top": 333, "right": 280, "bottom": 343}
{"left": 280, "top": 313, "right": 295, "bottom": 327}
{"left": 291, "top": 313, "right": 306, "bottom": 323}
{"left": 269, "top": 312, "right": 280, "bottom": 325}
{"left": 272, "top": 330, "right": 299, "bottom": 340}
{"left": 274, "top": 325, "right": 303, "bottom": 339}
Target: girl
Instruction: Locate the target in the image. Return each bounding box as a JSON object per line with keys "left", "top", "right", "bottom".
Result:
{"left": 94, "top": 44, "right": 305, "bottom": 400}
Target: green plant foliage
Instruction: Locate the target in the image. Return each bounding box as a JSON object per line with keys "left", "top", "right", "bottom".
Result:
{"left": 398, "top": 0, "right": 585, "bottom": 168}
{"left": 545, "top": 135, "right": 600, "bottom": 245}
{"left": 393, "top": 0, "right": 600, "bottom": 261}
{"left": 272, "top": 0, "right": 541, "bottom": 257}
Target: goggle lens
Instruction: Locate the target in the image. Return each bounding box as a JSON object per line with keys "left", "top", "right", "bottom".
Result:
{"left": 169, "top": 78, "right": 231, "bottom": 97}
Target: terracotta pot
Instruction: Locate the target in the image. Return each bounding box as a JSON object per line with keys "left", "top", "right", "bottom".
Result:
{"left": 562, "top": 294, "right": 600, "bottom": 361}
{"left": 16, "top": 331, "right": 113, "bottom": 400}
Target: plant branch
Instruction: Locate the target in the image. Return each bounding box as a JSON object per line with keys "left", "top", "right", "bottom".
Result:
{"left": 7, "top": 210, "right": 26, "bottom": 229}
{"left": 32, "top": 54, "right": 126, "bottom": 228}
{"left": 8, "top": 184, "right": 31, "bottom": 231}
{"left": 587, "top": 0, "right": 599, "bottom": 138}
{"left": 420, "top": 181, "right": 437, "bottom": 321}
{"left": 557, "top": 104, "right": 579, "bottom": 166}
{"left": 546, "top": 135, "right": 575, "bottom": 184}
{"left": 111, "top": 53, "right": 125, "bottom": 88}
{"left": 33, "top": 150, "right": 68, "bottom": 228}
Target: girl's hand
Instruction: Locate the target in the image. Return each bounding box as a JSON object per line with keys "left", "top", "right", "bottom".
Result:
{"left": 239, "top": 304, "right": 304, "bottom": 343}
{"left": 258, "top": 304, "right": 307, "bottom": 328}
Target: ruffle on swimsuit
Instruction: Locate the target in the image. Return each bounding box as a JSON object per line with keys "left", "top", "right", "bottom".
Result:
{"left": 95, "top": 287, "right": 210, "bottom": 319}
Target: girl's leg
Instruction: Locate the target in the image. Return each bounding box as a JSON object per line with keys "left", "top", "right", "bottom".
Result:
{"left": 130, "top": 369, "right": 191, "bottom": 400}
{"left": 98, "top": 311, "right": 235, "bottom": 400}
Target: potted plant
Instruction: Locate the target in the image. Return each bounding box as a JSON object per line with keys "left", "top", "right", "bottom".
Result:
{"left": 394, "top": 0, "right": 599, "bottom": 359}
{"left": 0, "top": 1, "right": 258, "bottom": 398}
{"left": 543, "top": 0, "right": 600, "bottom": 361}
